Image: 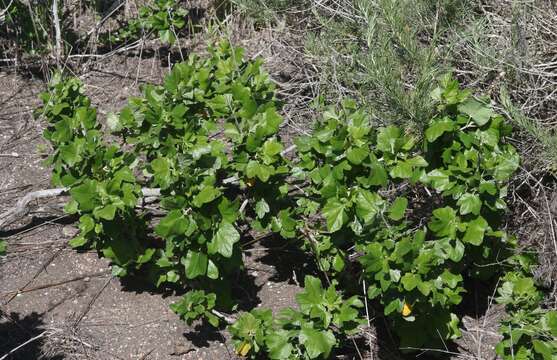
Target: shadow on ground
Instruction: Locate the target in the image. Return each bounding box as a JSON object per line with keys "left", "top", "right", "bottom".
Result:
{"left": 0, "top": 311, "right": 64, "bottom": 360}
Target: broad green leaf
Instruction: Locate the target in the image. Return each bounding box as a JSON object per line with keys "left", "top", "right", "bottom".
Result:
{"left": 155, "top": 210, "right": 189, "bottom": 237}
{"left": 171, "top": 104, "right": 187, "bottom": 122}
{"left": 426, "top": 169, "right": 453, "bottom": 192}
{"left": 184, "top": 250, "right": 208, "bottom": 279}
{"left": 406, "top": 156, "right": 428, "bottom": 167}
{"left": 266, "top": 330, "right": 293, "bottom": 359}
{"left": 230, "top": 312, "right": 259, "bottom": 339}
{"left": 206, "top": 312, "right": 220, "bottom": 327}
{"left": 447, "top": 313, "right": 462, "bottom": 339}
{"left": 389, "top": 269, "right": 401, "bottom": 282}
{"left": 367, "top": 285, "right": 381, "bottom": 299}
{"left": 417, "top": 281, "right": 432, "bottom": 296}
{"left": 337, "top": 296, "right": 364, "bottom": 328}
{"left": 64, "top": 199, "right": 78, "bottom": 214}
{"left": 429, "top": 207, "right": 458, "bottom": 239}
{"left": 493, "top": 149, "right": 520, "bottom": 181}
{"left": 513, "top": 277, "right": 535, "bottom": 295}
{"left": 475, "top": 128, "right": 499, "bottom": 147}
{"left": 207, "top": 259, "right": 219, "bottom": 279}
{"left": 69, "top": 236, "right": 87, "bottom": 248}
{"left": 450, "top": 239, "right": 465, "bottom": 262}
{"left": 426, "top": 117, "right": 454, "bottom": 142}
{"left": 393, "top": 237, "right": 413, "bottom": 258}
{"left": 458, "top": 98, "right": 494, "bottom": 126}
{"left": 166, "top": 270, "right": 180, "bottom": 283}
{"left": 52, "top": 102, "right": 68, "bottom": 115}
{"left": 272, "top": 210, "right": 297, "bottom": 238}
{"left": 389, "top": 161, "right": 413, "bottom": 179}
{"left": 59, "top": 142, "right": 81, "bottom": 165}
{"left": 355, "top": 190, "right": 383, "bottom": 224}
{"left": 122, "top": 183, "right": 138, "bottom": 207}
{"left": 144, "top": 85, "right": 164, "bottom": 110}
{"left": 246, "top": 160, "right": 273, "bottom": 182}
{"left": 457, "top": 193, "right": 482, "bottom": 215}
{"left": 137, "top": 248, "right": 155, "bottom": 264}
{"left": 191, "top": 143, "right": 212, "bottom": 160}
{"left": 192, "top": 185, "right": 221, "bottom": 208}
{"left": 299, "top": 327, "right": 336, "bottom": 359}
{"left": 151, "top": 157, "right": 172, "bottom": 188}
{"left": 262, "top": 139, "right": 283, "bottom": 158}
{"left": 322, "top": 198, "right": 348, "bottom": 232}
{"left": 533, "top": 340, "right": 554, "bottom": 360}
{"left": 78, "top": 214, "right": 95, "bottom": 234}
{"left": 108, "top": 168, "right": 136, "bottom": 192}
{"left": 368, "top": 156, "right": 388, "bottom": 186}
{"left": 389, "top": 157, "right": 427, "bottom": 179}
{"left": 377, "top": 126, "right": 401, "bottom": 154}
{"left": 255, "top": 198, "right": 270, "bottom": 219}
{"left": 384, "top": 298, "right": 401, "bottom": 315}
{"left": 296, "top": 275, "right": 324, "bottom": 310}
{"left": 440, "top": 270, "right": 462, "bottom": 288}
{"left": 315, "top": 127, "right": 335, "bottom": 142}
{"left": 224, "top": 123, "right": 241, "bottom": 142}
{"left": 208, "top": 222, "right": 240, "bottom": 258}
{"left": 479, "top": 181, "right": 497, "bottom": 195}
{"left": 261, "top": 107, "right": 282, "bottom": 134}
{"left": 231, "top": 83, "right": 257, "bottom": 119}
{"left": 360, "top": 243, "right": 384, "bottom": 273}
{"left": 159, "top": 29, "right": 176, "bottom": 44}
{"left": 389, "top": 197, "right": 408, "bottom": 221}
{"left": 401, "top": 273, "right": 420, "bottom": 291}
{"left": 332, "top": 254, "right": 345, "bottom": 272}
{"left": 463, "top": 216, "right": 488, "bottom": 246}
{"left": 346, "top": 146, "right": 368, "bottom": 165}
{"left": 93, "top": 204, "right": 117, "bottom": 221}
{"left": 70, "top": 180, "right": 98, "bottom": 211}
{"left": 545, "top": 311, "right": 557, "bottom": 337}
{"left": 218, "top": 197, "right": 239, "bottom": 223}
{"left": 111, "top": 264, "right": 127, "bottom": 277}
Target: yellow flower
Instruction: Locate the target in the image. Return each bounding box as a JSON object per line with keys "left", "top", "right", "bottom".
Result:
{"left": 237, "top": 341, "right": 252, "bottom": 357}
{"left": 402, "top": 302, "right": 412, "bottom": 317}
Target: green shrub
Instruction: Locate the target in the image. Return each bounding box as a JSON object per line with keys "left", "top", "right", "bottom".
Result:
{"left": 107, "top": 0, "right": 190, "bottom": 45}
{"left": 34, "top": 42, "right": 547, "bottom": 358}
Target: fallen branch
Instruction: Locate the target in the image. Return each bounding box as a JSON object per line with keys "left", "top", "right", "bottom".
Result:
{"left": 211, "top": 309, "right": 235, "bottom": 325}
{"left": 0, "top": 188, "right": 68, "bottom": 229}
{"left": 0, "top": 157, "right": 312, "bottom": 230}
{"left": 0, "top": 187, "right": 162, "bottom": 230}
{"left": 0, "top": 152, "right": 19, "bottom": 158}
{"left": 0, "top": 143, "right": 300, "bottom": 230}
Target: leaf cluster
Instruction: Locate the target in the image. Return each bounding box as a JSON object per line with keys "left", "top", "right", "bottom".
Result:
{"left": 105, "top": 42, "right": 289, "bottom": 307}
{"left": 35, "top": 43, "right": 541, "bottom": 358}
{"left": 171, "top": 289, "right": 220, "bottom": 327}
{"left": 290, "top": 74, "right": 520, "bottom": 348}
{"left": 37, "top": 73, "right": 146, "bottom": 273}
{"left": 495, "top": 263, "right": 557, "bottom": 359}
{"left": 107, "top": 0, "right": 190, "bottom": 45}
{"left": 229, "top": 276, "right": 363, "bottom": 359}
